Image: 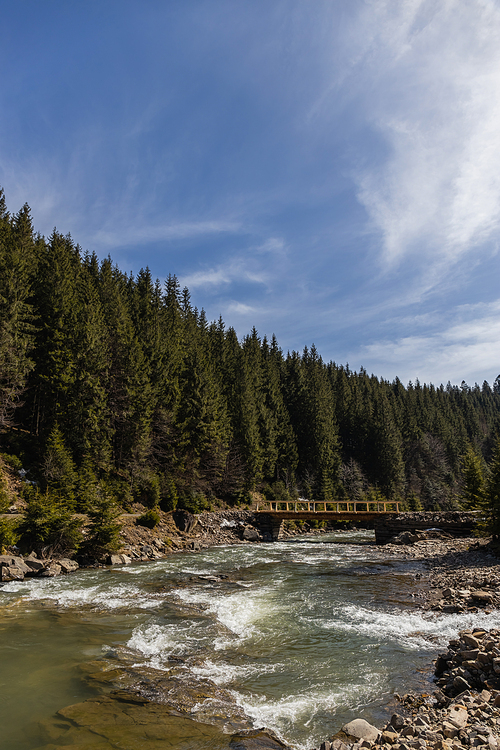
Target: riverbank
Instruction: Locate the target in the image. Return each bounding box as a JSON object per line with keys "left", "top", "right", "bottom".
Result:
{"left": 309, "top": 538, "right": 500, "bottom": 750}
{"left": 316, "top": 626, "right": 500, "bottom": 750}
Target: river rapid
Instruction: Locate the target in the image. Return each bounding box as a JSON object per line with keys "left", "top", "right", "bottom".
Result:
{"left": 2, "top": 530, "right": 500, "bottom": 750}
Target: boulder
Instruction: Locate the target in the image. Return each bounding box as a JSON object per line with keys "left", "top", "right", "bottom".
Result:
{"left": 24, "top": 557, "right": 46, "bottom": 573}
{"left": 471, "top": 590, "right": 493, "bottom": 605}
{"left": 173, "top": 510, "right": 197, "bottom": 533}
{"left": 0, "top": 563, "right": 25, "bottom": 581}
{"left": 230, "top": 728, "right": 292, "bottom": 750}
{"left": 342, "top": 719, "right": 380, "bottom": 742}
{"left": 58, "top": 558, "right": 79, "bottom": 574}
{"left": 242, "top": 526, "right": 261, "bottom": 542}
{"left": 40, "top": 562, "right": 62, "bottom": 577}
{"left": 108, "top": 554, "right": 131, "bottom": 565}
{"left": 0, "top": 554, "right": 30, "bottom": 575}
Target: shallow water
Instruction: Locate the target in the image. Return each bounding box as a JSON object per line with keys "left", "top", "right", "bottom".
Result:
{"left": 2, "top": 530, "right": 500, "bottom": 749}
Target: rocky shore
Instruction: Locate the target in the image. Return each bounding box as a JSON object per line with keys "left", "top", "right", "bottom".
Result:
{"left": 0, "top": 506, "right": 328, "bottom": 581}
{"left": 307, "top": 536, "right": 500, "bottom": 750}
{"left": 312, "top": 628, "right": 500, "bottom": 750}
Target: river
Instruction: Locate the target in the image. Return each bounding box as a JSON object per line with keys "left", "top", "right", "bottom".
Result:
{"left": 1, "top": 530, "right": 500, "bottom": 750}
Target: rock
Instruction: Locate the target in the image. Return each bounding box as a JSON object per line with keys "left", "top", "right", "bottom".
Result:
{"left": 443, "top": 722, "right": 459, "bottom": 739}
{"left": 242, "top": 526, "right": 261, "bottom": 542}
{"left": 108, "top": 554, "right": 131, "bottom": 565}
{"left": 0, "top": 554, "right": 30, "bottom": 574}
{"left": 342, "top": 719, "right": 380, "bottom": 742}
{"left": 448, "top": 706, "right": 468, "bottom": 729}
{"left": 173, "top": 510, "right": 198, "bottom": 533}
{"left": 452, "top": 676, "right": 471, "bottom": 694}
{"left": 330, "top": 740, "right": 350, "bottom": 750}
{"left": 39, "top": 562, "right": 62, "bottom": 577}
{"left": 58, "top": 558, "right": 79, "bottom": 574}
{"left": 0, "top": 563, "right": 25, "bottom": 581}
{"left": 24, "top": 557, "right": 46, "bottom": 573}
{"left": 471, "top": 591, "right": 494, "bottom": 605}
{"left": 462, "top": 635, "right": 481, "bottom": 650}
{"left": 230, "top": 728, "right": 292, "bottom": 750}
{"left": 381, "top": 730, "right": 399, "bottom": 744}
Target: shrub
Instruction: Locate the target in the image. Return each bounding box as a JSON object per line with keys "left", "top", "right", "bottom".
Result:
{"left": 17, "top": 487, "right": 82, "bottom": 556}
{"left": 0, "top": 464, "right": 10, "bottom": 513}
{"left": 177, "top": 492, "right": 212, "bottom": 514}
{"left": 0, "top": 518, "right": 19, "bottom": 552}
{"left": 0, "top": 453, "right": 23, "bottom": 472}
{"left": 80, "top": 493, "right": 122, "bottom": 558}
{"left": 134, "top": 473, "right": 161, "bottom": 509}
{"left": 136, "top": 508, "right": 161, "bottom": 529}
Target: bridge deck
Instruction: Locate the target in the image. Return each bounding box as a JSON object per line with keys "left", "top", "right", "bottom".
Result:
{"left": 255, "top": 510, "right": 394, "bottom": 522}
{"left": 256, "top": 500, "right": 400, "bottom": 519}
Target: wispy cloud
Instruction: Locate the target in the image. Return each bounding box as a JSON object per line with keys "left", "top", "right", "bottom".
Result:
{"left": 180, "top": 238, "right": 286, "bottom": 291}
{"left": 352, "top": 299, "right": 500, "bottom": 386}
{"left": 344, "top": 0, "right": 500, "bottom": 276}
{"left": 90, "top": 220, "right": 241, "bottom": 249}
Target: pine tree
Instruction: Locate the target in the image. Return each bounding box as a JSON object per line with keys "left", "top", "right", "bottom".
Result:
{"left": 0, "top": 196, "right": 36, "bottom": 429}
{"left": 486, "top": 435, "right": 500, "bottom": 533}
{"left": 460, "top": 446, "right": 486, "bottom": 510}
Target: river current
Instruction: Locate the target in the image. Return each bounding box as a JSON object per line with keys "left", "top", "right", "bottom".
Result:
{"left": 2, "top": 530, "right": 500, "bottom": 750}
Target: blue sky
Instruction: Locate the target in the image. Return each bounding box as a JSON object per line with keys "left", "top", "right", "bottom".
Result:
{"left": 2, "top": 0, "right": 500, "bottom": 387}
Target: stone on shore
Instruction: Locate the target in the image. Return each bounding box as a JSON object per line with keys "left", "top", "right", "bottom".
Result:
{"left": 342, "top": 719, "right": 380, "bottom": 742}
{"left": 107, "top": 553, "right": 131, "bottom": 565}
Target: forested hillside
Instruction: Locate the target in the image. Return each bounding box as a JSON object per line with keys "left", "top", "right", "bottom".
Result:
{"left": 1, "top": 188, "right": 499, "bottom": 516}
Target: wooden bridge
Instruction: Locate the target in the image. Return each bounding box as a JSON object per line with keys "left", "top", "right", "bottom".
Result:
{"left": 254, "top": 502, "right": 477, "bottom": 543}
{"left": 256, "top": 499, "right": 400, "bottom": 520}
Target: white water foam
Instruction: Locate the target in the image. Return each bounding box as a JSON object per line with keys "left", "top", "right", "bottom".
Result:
{"left": 1, "top": 575, "right": 163, "bottom": 611}
{"left": 191, "top": 658, "right": 279, "bottom": 686}
{"left": 126, "top": 621, "right": 200, "bottom": 658}
{"left": 173, "top": 583, "right": 280, "bottom": 641}
{"left": 233, "top": 671, "right": 386, "bottom": 750}
{"left": 312, "top": 602, "right": 500, "bottom": 649}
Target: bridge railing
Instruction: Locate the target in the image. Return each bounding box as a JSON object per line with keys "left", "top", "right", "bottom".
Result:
{"left": 256, "top": 500, "right": 400, "bottom": 513}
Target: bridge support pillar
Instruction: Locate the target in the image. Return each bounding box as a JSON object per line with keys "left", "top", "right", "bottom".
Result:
{"left": 270, "top": 518, "right": 283, "bottom": 541}
{"left": 255, "top": 514, "right": 283, "bottom": 542}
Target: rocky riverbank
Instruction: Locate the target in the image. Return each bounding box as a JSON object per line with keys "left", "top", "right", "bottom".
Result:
{"left": 307, "top": 537, "right": 500, "bottom": 750}
{"left": 313, "top": 628, "right": 500, "bottom": 750}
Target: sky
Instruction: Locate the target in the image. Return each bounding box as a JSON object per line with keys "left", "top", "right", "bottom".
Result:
{"left": 1, "top": 0, "right": 500, "bottom": 387}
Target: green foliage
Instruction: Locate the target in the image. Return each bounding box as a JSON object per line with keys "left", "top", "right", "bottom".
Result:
{"left": 460, "top": 447, "right": 486, "bottom": 510}
{"left": 2, "top": 188, "right": 500, "bottom": 516}
{"left": 308, "top": 519, "right": 327, "bottom": 529}
{"left": 0, "top": 453, "right": 22, "bottom": 472}
{"left": 0, "top": 462, "right": 10, "bottom": 512}
{"left": 263, "top": 481, "right": 291, "bottom": 504}
{"left": 18, "top": 487, "right": 82, "bottom": 556}
{"left": 160, "top": 476, "right": 178, "bottom": 512}
{"left": 134, "top": 472, "right": 160, "bottom": 508}
{"left": 0, "top": 517, "right": 19, "bottom": 551}
{"left": 136, "top": 508, "right": 161, "bottom": 529}
{"left": 177, "top": 491, "right": 212, "bottom": 514}
{"left": 42, "top": 424, "right": 77, "bottom": 504}
{"left": 81, "top": 493, "right": 122, "bottom": 557}
{"left": 405, "top": 491, "right": 424, "bottom": 511}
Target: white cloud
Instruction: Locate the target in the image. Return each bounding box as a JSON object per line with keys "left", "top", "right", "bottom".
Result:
{"left": 353, "top": 299, "right": 500, "bottom": 385}
{"left": 90, "top": 220, "right": 240, "bottom": 249}
{"left": 345, "top": 0, "right": 500, "bottom": 274}
{"left": 226, "top": 301, "right": 257, "bottom": 316}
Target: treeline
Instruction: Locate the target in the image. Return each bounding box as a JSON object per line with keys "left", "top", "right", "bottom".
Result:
{"left": 1, "top": 188, "right": 500, "bottom": 518}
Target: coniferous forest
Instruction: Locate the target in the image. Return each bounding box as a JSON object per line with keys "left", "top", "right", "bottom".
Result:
{"left": 1, "top": 188, "right": 500, "bottom": 531}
